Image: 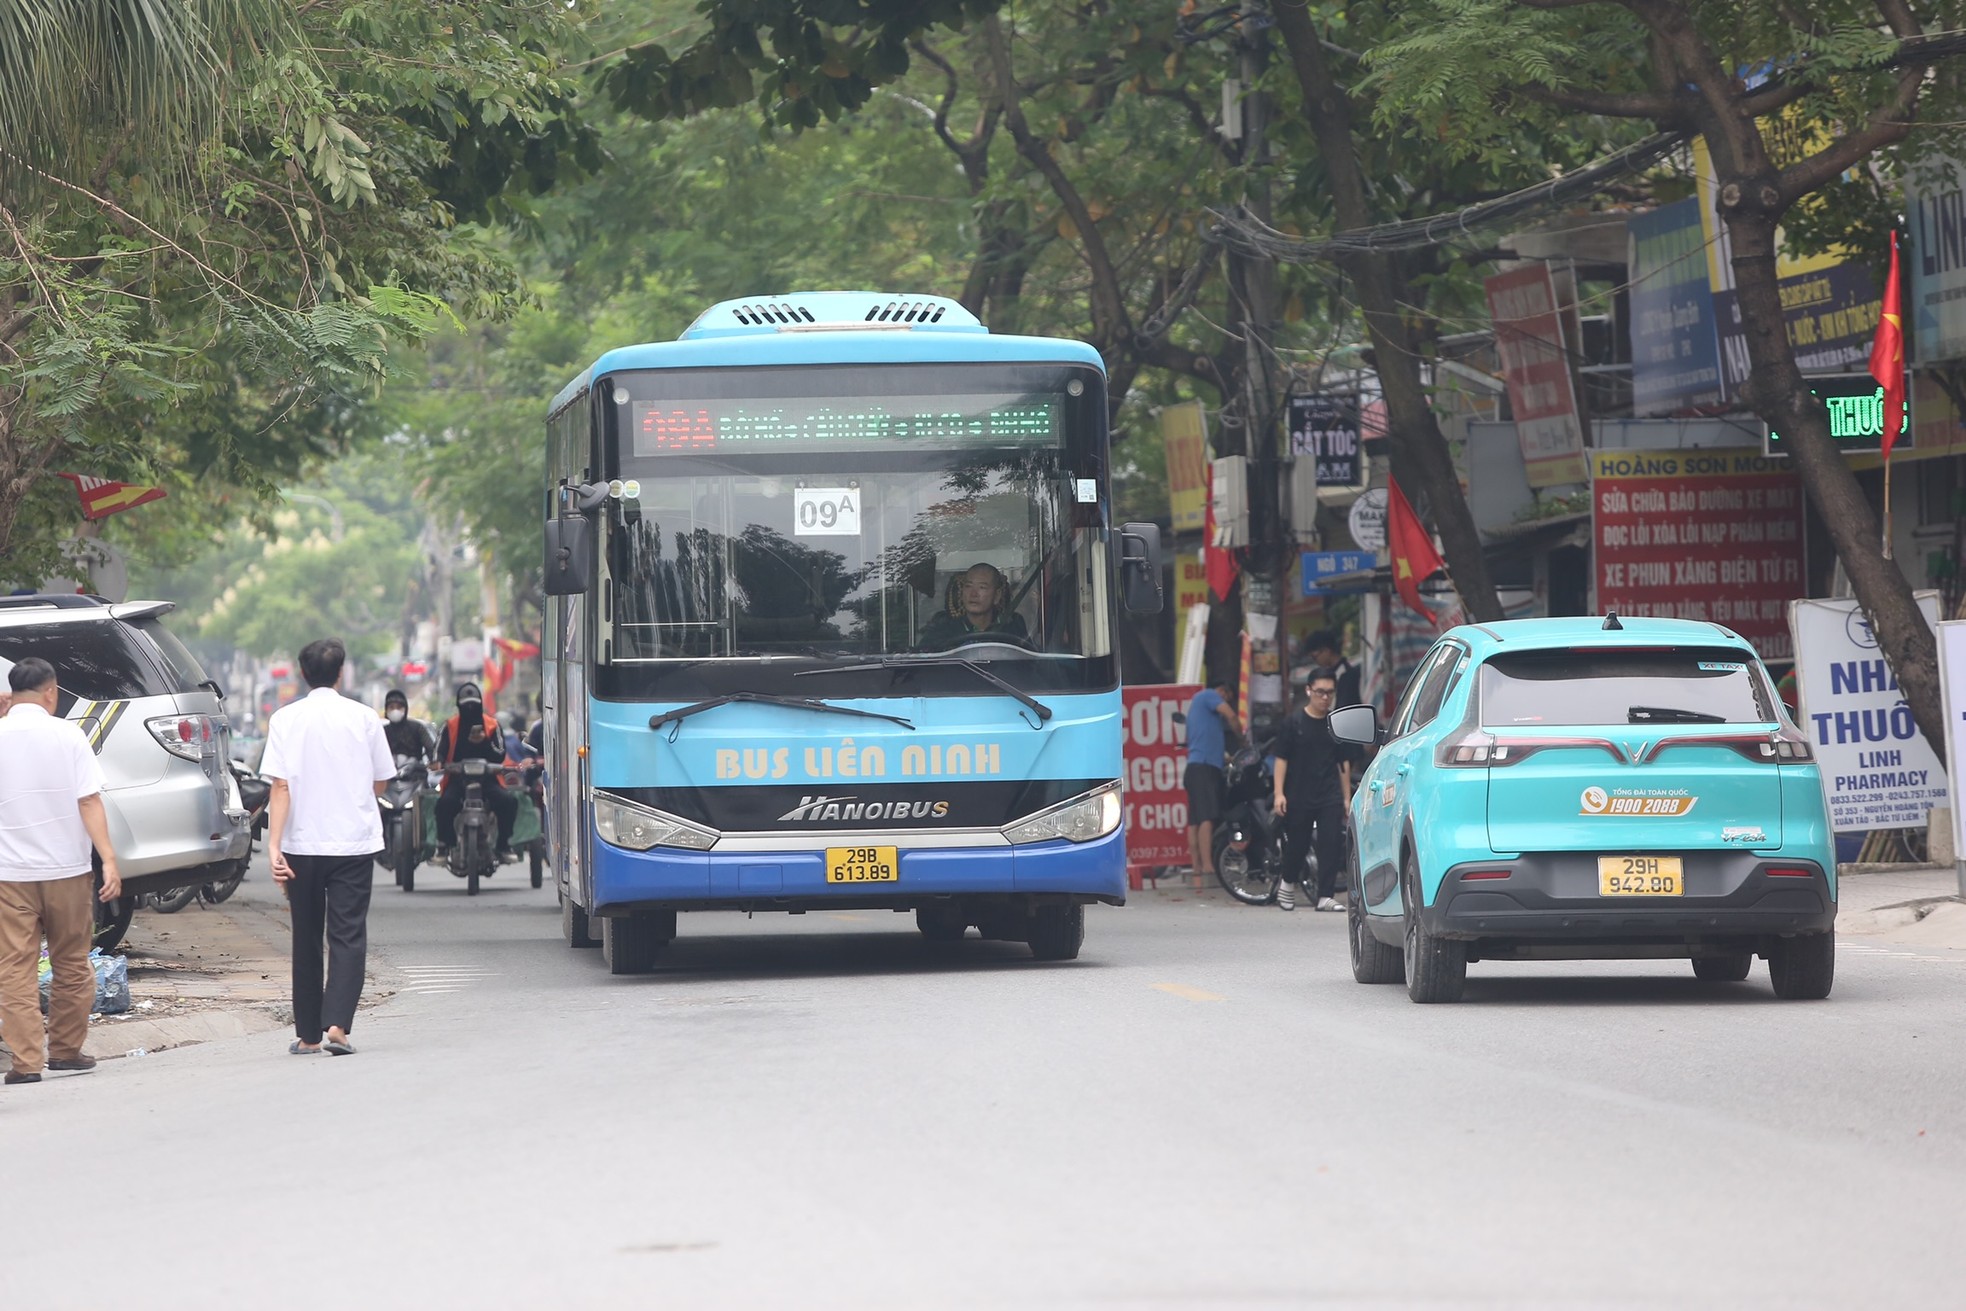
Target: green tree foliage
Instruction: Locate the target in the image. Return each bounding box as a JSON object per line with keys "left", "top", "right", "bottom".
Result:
{"left": 0, "top": 1, "right": 596, "bottom": 586}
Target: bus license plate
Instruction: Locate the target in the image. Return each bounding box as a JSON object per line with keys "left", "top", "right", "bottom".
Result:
{"left": 826, "top": 846, "right": 899, "bottom": 883}
{"left": 1597, "top": 856, "right": 1683, "bottom": 896}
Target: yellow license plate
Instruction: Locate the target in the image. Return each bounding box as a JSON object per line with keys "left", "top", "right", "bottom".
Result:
{"left": 826, "top": 845, "right": 899, "bottom": 884}
{"left": 1597, "top": 856, "right": 1683, "bottom": 896}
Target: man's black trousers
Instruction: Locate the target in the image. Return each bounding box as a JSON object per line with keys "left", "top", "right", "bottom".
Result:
{"left": 436, "top": 778, "right": 517, "bottom": 848}
{"left": 1281, "top": 799, "right": 1347, "bottom": 899}
{"left": 288, "top": 852, "right": 375, "bottom": 1044}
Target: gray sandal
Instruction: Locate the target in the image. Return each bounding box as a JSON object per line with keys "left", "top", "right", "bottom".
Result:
{"left": 322, "top": 1036, "right": 356, "bottom": 1056}
{"left": 289, "top": 1040, "right": 320, "bottom": 1055}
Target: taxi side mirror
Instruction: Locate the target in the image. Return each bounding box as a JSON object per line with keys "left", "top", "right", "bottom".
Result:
{"left": 1326, "top": 703, "right": 1379, "bottom": 745}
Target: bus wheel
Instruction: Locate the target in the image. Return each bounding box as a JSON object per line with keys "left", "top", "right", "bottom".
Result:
{"left": 916, "top": 905, "right": 967, "bottom": 943}
{"left": 603, "top": 910, "right": 676, "bottom": 975}
{"left": 562, "top": 895, "right": 599, "bottom": 949}
{"left": 1027, "top": 904, "right": 1084, "bottom": 962}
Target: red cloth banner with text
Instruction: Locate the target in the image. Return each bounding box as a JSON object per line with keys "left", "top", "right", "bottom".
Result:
{"left": 1483, "top": 264, "right": 1591, "bottom": 488}
{"left": 1121, "top": 683, "right": 1201, "bottom": 870}
{"left": 1590, "top": 449, "right": 1805, "bottom": 659}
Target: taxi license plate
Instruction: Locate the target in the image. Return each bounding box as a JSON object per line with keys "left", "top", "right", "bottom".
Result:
{"left": 1597, "top": 856, "right": 1683, "bottom": 896}
{"left": 826, "top": 846, "right": 899, "bottom": 884}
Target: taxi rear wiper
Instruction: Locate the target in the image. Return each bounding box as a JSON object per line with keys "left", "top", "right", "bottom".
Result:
{"left": 798, "top": 656, "right": 1053, "bottom": 730}
{"left": 1628, "top": 705, "right": 1726, "bottom": 724}
{"left": 649, "top": 692, "right": 915, "bottom": 737}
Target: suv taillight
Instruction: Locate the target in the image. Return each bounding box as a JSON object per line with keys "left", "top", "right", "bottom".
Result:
{"left": 1437, "top": 731, "right": 1497, "bottom": 767}
{"left": 146, "top": 714, "right": 215, "bottom": 760}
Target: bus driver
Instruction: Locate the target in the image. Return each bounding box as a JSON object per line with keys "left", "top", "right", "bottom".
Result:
{"left": 919, "top": 562, "right": 1030, "bottom": 650}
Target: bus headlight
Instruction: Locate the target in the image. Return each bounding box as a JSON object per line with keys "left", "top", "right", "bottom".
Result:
{"left": 1004, "top": 782, "right": 1123, "bottom": 845}
{"left": 592, "top": 793, "right": 718, "bottom": 852}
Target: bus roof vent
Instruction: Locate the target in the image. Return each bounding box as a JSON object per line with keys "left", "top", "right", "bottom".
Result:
{"left": 681, "top": 292, "right": 986, "bottom": 339}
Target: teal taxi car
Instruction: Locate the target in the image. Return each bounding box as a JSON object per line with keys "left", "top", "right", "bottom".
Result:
{"left": 1328, "top": 615, "right": 1836, "bottom": 1003}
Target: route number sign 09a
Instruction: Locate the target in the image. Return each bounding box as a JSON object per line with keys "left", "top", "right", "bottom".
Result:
{"left": 794, "top": 486, "right": 861, "bottom": 536}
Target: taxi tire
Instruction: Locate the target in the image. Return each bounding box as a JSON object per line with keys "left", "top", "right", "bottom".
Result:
{"left": 1348, "top": 842, "right": 1403, "bottom": 985}
{"left": 1691, "top": 953, "right": 1753, "bottom": 982}
{"left": 1768, "top": 930, "right": 1835, "bottom": 1000}
{"left": 1402, "top": 854, "right": 1466, "bottom": 1003}
{"left": 1027, "top": 904, "right": 1084, "bottom": 961}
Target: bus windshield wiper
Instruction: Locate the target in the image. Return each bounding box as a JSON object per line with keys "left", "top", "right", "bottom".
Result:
{"left": 648, "top": 692, "right": 915, "bottom": 736}
{"left": 798, "top": 656, "right": 1053, "bottom": 730}
{"left": 1628, "top": 705, "right": 1727, "bottom": 724}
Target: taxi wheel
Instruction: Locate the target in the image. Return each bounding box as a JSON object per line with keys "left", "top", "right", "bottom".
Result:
{"left": 1691, "top": 953, "right": 1752, "bottom": 982}
{"left": 1027, "top": 904, "right": 1084, "bottom": 961}
{"left": 1768, "top": 930, "right": 1835, "bottom": 1000}
{"left": 1349, "top": 846, "right": 1403, "bottom": 985}
{"left": 1402, "top": 853, "right": 1465, "bottom": 1003}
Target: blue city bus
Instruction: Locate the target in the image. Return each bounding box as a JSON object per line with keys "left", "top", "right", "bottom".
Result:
{"left": 538, "top": 292, "right": 1163, "bottom": 973}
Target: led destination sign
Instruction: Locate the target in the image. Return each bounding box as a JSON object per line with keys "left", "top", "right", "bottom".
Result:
{"left": 632, "top": 394, "right": 1060, "bottom": 455}
{"left": 1764, "top": 372, "right": 1911, "bottom": 455}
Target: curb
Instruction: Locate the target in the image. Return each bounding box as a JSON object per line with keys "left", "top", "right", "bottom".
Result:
{"left": 81, "top": 1005, "right": 284, "bottom": 1060}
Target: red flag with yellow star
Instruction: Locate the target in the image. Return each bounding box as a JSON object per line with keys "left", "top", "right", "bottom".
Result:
{"left": 1386, "top": 477, "right": 1445, "bottom": 623}
{"left": 1869, "top": 231, "right": 1905, "bottom": 461}
{"left": 58, "top": 473, "right": 166, "bottom": 520}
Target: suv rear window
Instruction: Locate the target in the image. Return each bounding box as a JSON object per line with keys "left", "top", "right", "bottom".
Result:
{"left": 128, "top": 617, "right": 210, "bottom": 693}
{"left": 1479, "top": 648, "right": 1776, "bottom": 727}
{"left": 0, "top": 621, "right": 176, "bottom": 710}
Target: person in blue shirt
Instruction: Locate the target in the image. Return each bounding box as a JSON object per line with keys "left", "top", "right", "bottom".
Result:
{"left": 1183, "top": 678, "right": 1241, "bottom": 890}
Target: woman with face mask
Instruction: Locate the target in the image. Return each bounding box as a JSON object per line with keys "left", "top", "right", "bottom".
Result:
{"left": 380, "top": 689, "right": 433, "bottom": 762}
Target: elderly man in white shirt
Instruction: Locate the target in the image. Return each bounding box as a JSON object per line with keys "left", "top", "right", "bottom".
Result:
{"left": 0, "top": 657, "right": 124, "bottom": 1085}
{"left": 261, "top": 637, "right": 394, "bottom": 1056}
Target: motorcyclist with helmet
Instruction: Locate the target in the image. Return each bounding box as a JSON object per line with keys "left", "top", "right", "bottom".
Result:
{"left": 382, "top": 689, "right": 433, "bottom": 763}
{"left": 434, "top": 682, "right": 519, "bottom": 865}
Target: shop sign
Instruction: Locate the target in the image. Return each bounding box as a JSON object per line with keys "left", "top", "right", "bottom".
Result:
{"left": 1906, "top": 153, "right": 1966, "bottom": 364}
{"left": 1763, "top": 372, "right": 1912, "bottom": 455}
{"left": 1287, "top": 393, "right": 1362, "bottom": 487}
{"left": 1484, "top": 264, "right": 1591, "bottom": 488}
{"left": 1628, "top": 199, "right": 1726, "bottom": 415}
{"left": 1590, "top": 449, "right": 1805, "bottom": 659}
{"left": 1121, "top": 684, "right": 1201, "bottom": 868}
{"left": 1162, "top": 402, "right": 1209, "bottom": 533}
{"left": 1790, "top": 595, "right": 1951, "bottom": 833}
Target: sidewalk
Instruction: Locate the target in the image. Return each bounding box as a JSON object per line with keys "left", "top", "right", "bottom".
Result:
{"left": 1838, "top": 865, "right": 1966, "bottom": 950}
{"left": 1, "top": 876, "right": 397, "bottom": 1070}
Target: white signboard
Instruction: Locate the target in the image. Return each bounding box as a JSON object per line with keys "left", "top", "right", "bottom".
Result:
{"left": 1790, "top": 594, "right": 1951, "bottom": 833}
{"left": 793, "top": 486, "right": 860, "bottom": 536}
{"left": 1348, "top": 487, "right": 1388, "bottom": 551}
{"left": 1939, "top": 620, "right": 1966, "bottom": 866}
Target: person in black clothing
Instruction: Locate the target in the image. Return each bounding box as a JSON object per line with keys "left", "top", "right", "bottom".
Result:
{"left": 434, "top": 682, "right": 518, "bottom": 862}
{"left": 918, "top": 562, "right": 1031, "bottom": 650}
{"left": 1269, "top": 667, "right": 1361, "bottom": 912}
{"left": 1303, "top": 629, "right": 1361, "bottom": 708}
{"left": 381, "top": 688, "right": 433, "bottom": 763}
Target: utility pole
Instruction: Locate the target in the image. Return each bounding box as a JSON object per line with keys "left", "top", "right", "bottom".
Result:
{"left": 1210, "top": 1, "right": 1289, "bottom": 733}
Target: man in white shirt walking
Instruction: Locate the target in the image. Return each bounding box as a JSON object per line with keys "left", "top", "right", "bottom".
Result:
{"left": 261, "top": 638, "right": 394, "bottom": 1056}
{"left": 0, "top": 657, "right": 124, "bottom": 1085}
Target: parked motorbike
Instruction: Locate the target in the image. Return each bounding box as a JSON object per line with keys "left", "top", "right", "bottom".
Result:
{"left": 150, "top": 764, "right": 268, "bottom": 913}
{"left": 1210, "top": 745, "right": 1315, "bottom": 905}
{"left": 378, "top": 755, "right": 436, "bottom": 893}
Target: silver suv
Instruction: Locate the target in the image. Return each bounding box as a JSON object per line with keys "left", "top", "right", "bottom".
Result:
{"left": 0, "top": 595, "right": 251, "bottom": 947}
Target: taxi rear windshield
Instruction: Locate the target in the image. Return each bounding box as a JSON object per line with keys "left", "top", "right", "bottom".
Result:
{"left": 1479, "top": 648, "right": 1776, "bottom": 727}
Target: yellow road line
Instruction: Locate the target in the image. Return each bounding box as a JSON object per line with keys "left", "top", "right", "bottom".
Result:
{"left": 1152, "top": 982, "right": 1226, "bottom": 1003}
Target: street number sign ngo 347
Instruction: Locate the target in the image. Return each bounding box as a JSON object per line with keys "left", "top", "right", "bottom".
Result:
{"left": 794, "top": 486, "right": 860, "bottom": 536}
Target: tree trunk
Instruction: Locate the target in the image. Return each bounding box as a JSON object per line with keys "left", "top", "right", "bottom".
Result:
{"left": 1724, "top": 205, "right": 1947, "bottom": 758}
{"left": 1272, "top": 1, "right": 1502, "bottom": 624}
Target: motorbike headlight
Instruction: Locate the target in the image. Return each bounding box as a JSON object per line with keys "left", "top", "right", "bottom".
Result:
{"left": 592, "top": 792, "right": 717, "bottom": 852}
{"left": 1003, "top": 782, "right": 1124, "bottom": 846}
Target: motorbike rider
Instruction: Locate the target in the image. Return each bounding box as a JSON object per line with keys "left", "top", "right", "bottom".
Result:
{"left": 434, "top": 682, "right": 519, "bottom": 864}
{"left": 381, "top": 689, "right": 433, "bottom": 763}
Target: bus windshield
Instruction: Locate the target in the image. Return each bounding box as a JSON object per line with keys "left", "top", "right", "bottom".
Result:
{"left": 594, "top": 363, "right": 1112, "bottom": 697}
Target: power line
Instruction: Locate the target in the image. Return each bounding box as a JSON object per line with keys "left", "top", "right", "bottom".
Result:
{"left": 1209, "top": 130, "right": 1689, "bottom": 261}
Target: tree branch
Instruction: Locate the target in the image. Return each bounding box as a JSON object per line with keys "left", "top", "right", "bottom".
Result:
{"left": 1779, "top": 66, "right": 1923, "bottom": 202}
{"left": 1516, "top": 82, "right": 1688, "bottom": 121}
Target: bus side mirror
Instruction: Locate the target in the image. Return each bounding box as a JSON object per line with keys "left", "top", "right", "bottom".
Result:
{"left": 543, "top": 517, "right": 592, "bottom": 596}
{"left": 1119, "top": 521, "right": 1163, "bottom": 614}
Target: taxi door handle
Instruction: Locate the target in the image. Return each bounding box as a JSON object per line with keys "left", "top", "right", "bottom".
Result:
{"left": 1368, "top": 780, "right": 1384, "bottom": 793}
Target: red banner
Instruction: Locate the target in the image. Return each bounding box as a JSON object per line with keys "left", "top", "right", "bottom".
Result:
{"left": 1121, "top": 683, "right": 1200, "bottom": 869}
{"left": 1590, "top": 449, "right": 1805, "bottom": 659}
{"left": 1484, "top": 264, "right": 1590, "bottom": 487}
